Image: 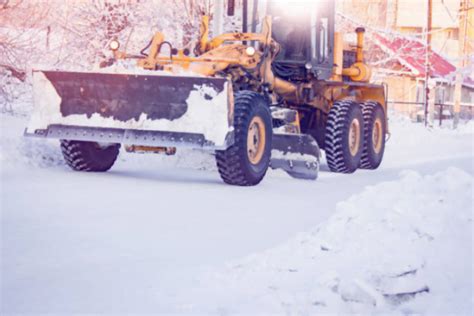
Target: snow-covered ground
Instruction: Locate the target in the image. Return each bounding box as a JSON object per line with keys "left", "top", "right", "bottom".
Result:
{"left": 1, "top": 113, "right": 473, "bottom": 314}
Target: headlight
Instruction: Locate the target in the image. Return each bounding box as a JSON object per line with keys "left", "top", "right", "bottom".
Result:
{"left": 245, "top": 46, "right": 256, "bottom": 57}
{"left": 109, "top": 39, "right": 120, "bottom": 51}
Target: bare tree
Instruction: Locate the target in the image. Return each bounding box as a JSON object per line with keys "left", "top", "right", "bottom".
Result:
{"left": 0, "top": 0, "right": 52, "bottom": 112}
{"left": 52, "top": 1, "right": 138, "bottom": 68}
{"left": 172, "top": 0, "right": 213, "bottom": 47}
{"left": 0, "top": 0, "right": 50, "bottom": 79}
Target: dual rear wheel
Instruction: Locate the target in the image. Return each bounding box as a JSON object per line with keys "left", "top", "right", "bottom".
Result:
{"left": 325, "top": 100, "right": 386, "bottom": 173}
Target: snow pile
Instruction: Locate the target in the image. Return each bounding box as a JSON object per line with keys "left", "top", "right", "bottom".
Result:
{"left": 454, "top": 120, "right": 474, "bottom": 135}
{"left": 194, "top": 168, "right": 473, "bottom": 314}
{"left": 0, "top": 115, "right": 64, "bottom": 169}
{"left": 383, "top": 112, "right": 474, "bottom": 169}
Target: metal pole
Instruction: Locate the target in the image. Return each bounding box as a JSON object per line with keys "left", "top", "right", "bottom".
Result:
{"left": 212, "top": 0, "right": 224, "bottom": 37}
{"left": 242, "top": 0, "right": 248, "bottom": 33}
{"left": 453, "top": 0, "right": 468, "bottom": 129}
{"left": 439, "top": 103, "right": 442, "bottom": 126}
{"left": 251, "top": 0, "right": 259, "bottom": 33}
{"left": 424, "top": 0, "right": 432, "bottom": 127}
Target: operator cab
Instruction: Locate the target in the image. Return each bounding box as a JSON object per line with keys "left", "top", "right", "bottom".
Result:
{"left": 270, "top": 3, "right": 310, "bottom": 62}
{"left": 250, "top": 0, "right": 335, "bottom": 80}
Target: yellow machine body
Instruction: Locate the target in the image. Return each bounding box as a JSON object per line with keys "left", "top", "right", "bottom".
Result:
{"left": 113, "top": 14, "right": 387, "bottom": 130}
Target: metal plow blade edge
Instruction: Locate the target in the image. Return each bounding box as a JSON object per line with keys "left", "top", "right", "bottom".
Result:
{"left": 270, "top": 133, "right": 320, "bottom": 180}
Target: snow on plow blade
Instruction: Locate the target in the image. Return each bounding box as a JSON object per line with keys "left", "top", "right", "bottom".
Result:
{"left": 25, "top": 70, "right": 233, "bottom": 149}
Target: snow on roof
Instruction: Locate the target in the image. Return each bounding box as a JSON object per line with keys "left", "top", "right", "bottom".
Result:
{"left": 463, "top": 76, "right": 474, "bottom": 89}
{"left": 336, "top": 14, "right": 466, "bottom": 83}
{"left": 372, "top": 33, "right": 456, "bottom": 78}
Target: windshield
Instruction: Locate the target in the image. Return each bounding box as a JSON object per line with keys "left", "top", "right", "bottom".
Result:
{"left": 268, "top": 0, "right": 313, "bottom": 61}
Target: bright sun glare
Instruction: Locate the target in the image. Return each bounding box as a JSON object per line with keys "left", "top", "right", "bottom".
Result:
{"left": 270, "top": 0, "right": 318, "bottom": 18}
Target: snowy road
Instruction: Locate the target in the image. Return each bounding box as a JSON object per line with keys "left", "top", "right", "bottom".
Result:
{"left": 1, "top": 114, "right": 473, "bottom": 313}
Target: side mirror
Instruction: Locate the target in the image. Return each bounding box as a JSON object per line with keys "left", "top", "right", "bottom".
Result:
{"left": 227, "top": 0, "right": 235, "bottom": 16}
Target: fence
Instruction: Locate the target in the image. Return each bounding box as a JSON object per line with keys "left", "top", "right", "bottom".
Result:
{"left": 387, "top": 101, "right": 473, "bottom": 126}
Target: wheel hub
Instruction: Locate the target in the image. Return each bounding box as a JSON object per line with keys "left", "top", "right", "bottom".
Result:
{"left": 349, "top": 118, "right": 361, "bottom": 156}
{"left": 247, "top": 116, "right": 266, "bottom": 164}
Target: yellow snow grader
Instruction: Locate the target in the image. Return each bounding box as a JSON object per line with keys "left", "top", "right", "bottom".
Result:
{"left": 26, "top": 0, "right": 387, "bottom": 186}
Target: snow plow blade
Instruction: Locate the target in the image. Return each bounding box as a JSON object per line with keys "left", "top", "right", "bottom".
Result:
{"left": 270, "top": 133, "right": 320, "bottom": 180}
{"left": 25, "top": 70, "right": 233, "bottom": 149}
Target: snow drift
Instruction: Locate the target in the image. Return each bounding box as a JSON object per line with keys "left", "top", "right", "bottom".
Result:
{"left": 190, "top": 167, "right": 473, "bottom": 314}
{"left": 1, "top": 111, "right": 472, "bottom": 314}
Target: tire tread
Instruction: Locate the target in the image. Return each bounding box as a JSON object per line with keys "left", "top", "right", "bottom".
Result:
{"left": 60, "top": 140, "right": 120, "bottom": 172}
{"left": 325, "top": 100, "right": 363, "bottom": 173}
{"left": 216, "top": 91, "right": 271, "bottom": 186}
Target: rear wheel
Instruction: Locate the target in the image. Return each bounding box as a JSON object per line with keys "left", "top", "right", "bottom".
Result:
{"left": 216, "top": 91, "right": 272, "bottom": 186}
{"left": 360, "top": 101, "right": 386, "bottom": 169}
{"left": 60, "top": 140, "right": 120, "bottom": 172}
{"left": 325, "top": 100, "right": 364, "bottom": 173}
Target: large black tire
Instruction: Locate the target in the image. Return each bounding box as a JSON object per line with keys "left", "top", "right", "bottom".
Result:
{"left": 360, "top": 101, "right": 386, "bottom": 169}
{"left": 60, "top": 140, "right": 120, "bottom": 172}
{"left": 216, "top": 91, "right": 272, "bottom": 186}
{"left": 325, "top": 100, "right": 364, "bottom": 173}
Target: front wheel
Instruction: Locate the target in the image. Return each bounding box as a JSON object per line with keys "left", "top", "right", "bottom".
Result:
{"left": 60, "top": 140, "right": 120, "bottom": 172}
{"left": 215, "top": 91, "right": 272, "bottom": 186}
